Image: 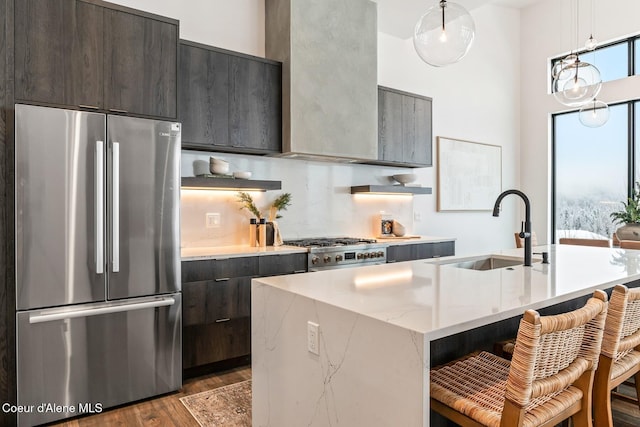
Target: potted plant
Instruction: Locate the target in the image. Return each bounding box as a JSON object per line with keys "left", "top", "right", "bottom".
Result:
{"left": 236, "top": 192, "right": 292, "bottom": 245}
{"left": 611, "top": 182, "right": 640, "bottom": 241}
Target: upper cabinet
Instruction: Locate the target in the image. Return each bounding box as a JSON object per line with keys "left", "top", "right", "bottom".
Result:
{"left": 179, "top": 40, "right": 282, "bottom": 155}
{"left": 14, "top": 0, "right": 178, "bottom": 120}
{"left": 376, "top": 86, "right": 433, "bottom": 167}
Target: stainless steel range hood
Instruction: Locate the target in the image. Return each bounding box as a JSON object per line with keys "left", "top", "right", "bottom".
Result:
{"left": 265, "top": 0, "right": 378, "bottom": 162}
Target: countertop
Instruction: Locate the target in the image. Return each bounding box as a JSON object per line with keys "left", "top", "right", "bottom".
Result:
{"left": 252, "top": 244, "right": 640, "bottom": 340}
{"left": 181, "top": 235, "right": 455, "bottom": 260}
{"left": 181, "top": 245, "right": 308, "bottom": 261}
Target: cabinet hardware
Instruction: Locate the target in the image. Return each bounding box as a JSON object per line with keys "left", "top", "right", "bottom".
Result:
{"left": 293, "top": 270, "right": 307, "bottom": 274}
{"left": 109, "top": 108, "right": 128, "bottom": 114}
{"left": 215, "top": 277, "right": 230, "bottom": 282}
{"left": 79, "top": 104, "right": 99, "bottom": 110}
{"left": 215, "top": 318, "right": 230, "bottom": 323}
{"left": 387, "top": 260, "right": 397, "bottom": 263}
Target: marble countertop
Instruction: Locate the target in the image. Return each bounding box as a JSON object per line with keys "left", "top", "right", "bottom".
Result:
{"left": 181, "top": 235, "right": 455, "bottom": 260}
{"left": 252, "top": 244, "right": 640, "bottom": 340}
{"left": 181, "top": 245, "right": 308, "bottom": 261}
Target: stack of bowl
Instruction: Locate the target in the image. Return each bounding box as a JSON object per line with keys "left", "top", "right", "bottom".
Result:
{"left": 210, "top": 157, "right": 229, "bottom": 175}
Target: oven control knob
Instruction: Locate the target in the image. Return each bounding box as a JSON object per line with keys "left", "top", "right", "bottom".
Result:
{"left": 335, "top": 255, "right": 343, "bottom": 262}
{"left": 377, "top": 251, "right": 385, "bottom": 257}
{"left": 324, "top": 255, "right": 332, "bottom": 263}
{"left": 312, "top": 256, "right": 320, "bottom": 264}
{"left": 371, "top": 252, "right": 378, "bottom": 258}
{"left": 364, "top": 252, "right": 371, "bottom": 259}
{"left": 357, "top": 253, "right": 364, "bottom": 259}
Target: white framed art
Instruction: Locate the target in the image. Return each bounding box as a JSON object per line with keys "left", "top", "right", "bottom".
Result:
{"left": 437, "top": 137, "right": 502, "bottom": 211}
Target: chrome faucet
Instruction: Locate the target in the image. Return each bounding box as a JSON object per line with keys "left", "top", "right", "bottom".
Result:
{"left": 493, "top": 189, "right": 532, "bottom": 267}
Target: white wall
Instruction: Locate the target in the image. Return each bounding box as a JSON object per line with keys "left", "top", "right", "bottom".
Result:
{"left": 378, "top": 5, "right": 522, "bottom": 254}
{"left": 110, "top": 0, "right": 523, "bottom": 254}
{"left": 520, "top": 0, "right": 640, "bottom": 245}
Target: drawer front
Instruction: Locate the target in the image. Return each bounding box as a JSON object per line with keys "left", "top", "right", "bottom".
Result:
{"left": 182, "top": 257, "right": 259, "bottom": 282}
{"left": 183, "top": 318, "right": 250, "bottom": 368}
{"left": 387, "top": 242, "right": 455, "bottom": 262}
{"left": 431, "top": 241, "right": 455, "bottom": 258}
{"left": 183, "top": 277, "right": 251, "bottom": 326}
{"left": 258, "top": 254, "right": 307, "bottom": 276}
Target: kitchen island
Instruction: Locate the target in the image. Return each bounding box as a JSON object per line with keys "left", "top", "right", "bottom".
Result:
{"left": 251, "top": 244, "right": 640, "bottom": 426}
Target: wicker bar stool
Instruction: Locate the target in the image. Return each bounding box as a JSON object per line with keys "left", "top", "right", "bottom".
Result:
{"left": 431, "top": 290, "right": 608, "bottom": 427}
{"left": 593, "top": 284, "right": 640, "bottom": 427}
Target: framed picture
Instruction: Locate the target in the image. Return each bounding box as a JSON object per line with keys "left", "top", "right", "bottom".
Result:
{"left": 437, "top": 137, "right": 502, "bottom": 211}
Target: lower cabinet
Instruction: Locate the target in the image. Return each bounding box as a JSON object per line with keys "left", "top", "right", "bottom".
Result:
{"left": 386, "top": 241, "right": 455, "bottom": 263}
{"left": 182, "top": 253, "right": 306, "bottom": 373}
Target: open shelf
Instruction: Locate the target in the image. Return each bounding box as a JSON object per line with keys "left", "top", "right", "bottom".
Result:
{"left": 350, "top": 185, "right": 432, "bottom": 195}
{"left": 182, "top": 177, "right": 282, "bottom": 191}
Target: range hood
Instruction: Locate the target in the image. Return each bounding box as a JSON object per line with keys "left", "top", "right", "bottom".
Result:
{"left": 265, "top": 0, "right": 378, "bottom": 162}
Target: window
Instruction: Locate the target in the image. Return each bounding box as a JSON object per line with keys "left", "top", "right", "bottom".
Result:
{"left": 636, "top": 40, "right": 640, "bottom": 75}
{"left": 554, "top": 104, "right": 629, "bottom": 240}
{"left": 551, "top": 36, "right": 640, "bottom": 88}
{"left": 580, "top": 43, "right": 629, "bottom": 83}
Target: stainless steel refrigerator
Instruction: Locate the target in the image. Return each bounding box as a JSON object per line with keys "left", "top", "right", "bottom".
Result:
{"left": 15, "top": 104, "right": 182, "bottom": 426}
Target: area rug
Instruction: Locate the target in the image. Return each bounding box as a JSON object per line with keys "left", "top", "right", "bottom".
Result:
{"left": 180, "top": 380, "right": 252, "bottom": 427}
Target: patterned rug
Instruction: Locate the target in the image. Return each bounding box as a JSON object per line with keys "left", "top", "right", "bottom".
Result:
{"left": 180, "top": 380, "right": 252, "bottom": 427}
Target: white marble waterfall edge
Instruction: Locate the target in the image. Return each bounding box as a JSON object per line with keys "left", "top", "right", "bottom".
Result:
{"left": 252, "top": 283, "right": 429, "bottom": 426}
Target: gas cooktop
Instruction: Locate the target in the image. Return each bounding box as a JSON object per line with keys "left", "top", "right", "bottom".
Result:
{"left": 283, "top": 237, "right": 377, "bottom": 248}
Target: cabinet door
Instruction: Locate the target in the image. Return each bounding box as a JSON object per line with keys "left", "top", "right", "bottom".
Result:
{"left": 378, "top": 88, "right": 404, "bottom": 163}
{"left": 258, "top": 254, "right": 307, "bottom": 276}
{"left": 104, "top": 8, "right": 177, "bottom": 118}
{"left": 403, "top": 96, "right": 432, "bottom": 166}
{"left": 183, "top": 277, "right": 251, "bottom": 327}
{"left": 15, "top": 0, "right": 103, "bottom": 108}
{"left": 229, "top": 57, "right": 282, "bottom": 153}
{"left": 178, "top": 43, "right": 229, "bottom": 148}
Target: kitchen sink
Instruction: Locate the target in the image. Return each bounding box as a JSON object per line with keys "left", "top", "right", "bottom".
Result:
{"left": 438, "top": 255, "right": 539, "bottom": 271}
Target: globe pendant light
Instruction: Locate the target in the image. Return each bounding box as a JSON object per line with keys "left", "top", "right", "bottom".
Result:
{"left": 413, "top": 0, "right": 475, "bottom": 67}
{"left": 552, "top": 0, "right": 601, "bottom": 107}
{"left": 553, "top": 57, "right": 602, "bottom": 107}
{"left": 584, "top": 0, "right": 598, "bottom": 50}
{"left": 579, "top": 98, "right": 609, "bottom": 127}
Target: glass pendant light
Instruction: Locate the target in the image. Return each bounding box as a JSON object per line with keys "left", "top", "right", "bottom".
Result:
{"left": 413, "top": 0, "right": 475, "bottom": 67}
{"left": 553, "top": 58, "right": 602, "bottom": 106}
{"left": 579, "top": 99, "right": 609, "bottom": 127}
{"left": 584, "top": 0, "right": 598, "bottom": 50}
{"left": 552, "top": 0, "right": 601, "bottom": 107}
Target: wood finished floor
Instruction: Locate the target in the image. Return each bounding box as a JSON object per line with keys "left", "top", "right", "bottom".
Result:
{"left": 46, "top": 366, "right": 251, "bottom": 427}
{"left": 43, "top": 366, "right": 640, "bottom": 426}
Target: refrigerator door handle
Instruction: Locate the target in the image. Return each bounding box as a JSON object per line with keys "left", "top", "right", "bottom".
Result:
{"left": 112, "top": 142, "right": 120, "bottom": 272}
{"left": 28, "top": 297, "right": 175, "bottom": 324}
{"left": 96, "top": 140, "right": 104, "bottom": 275}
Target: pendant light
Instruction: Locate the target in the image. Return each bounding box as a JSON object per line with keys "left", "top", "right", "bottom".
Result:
{"left": 579, "top": 98, "right": 609, "bottom": 127}
{"left": 413, "top": 0, "right": 475, "bottom": 67}
{"left": 584, "top": 0, "right": 598, "bottom": 51}
{"left": 552, "top": 0, "right": 602, "bottom": 107}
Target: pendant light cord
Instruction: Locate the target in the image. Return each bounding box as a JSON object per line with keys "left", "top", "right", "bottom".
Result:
{"left": 441, "top": 0, "right": 446, "bottom": 32}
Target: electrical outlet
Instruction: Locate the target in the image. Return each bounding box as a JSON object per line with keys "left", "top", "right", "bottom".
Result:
{"left": 307, "top": 321, "right": 319, "bottom": 355}
{"left": 206, "top": 213, "right": 221, "bottom": 228}
{"left": 414, "top": 211, "right": 422, "bottom": 222}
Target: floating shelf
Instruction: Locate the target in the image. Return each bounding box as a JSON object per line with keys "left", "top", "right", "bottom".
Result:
{"left": 350, "top": 185, "right": 432, "bottom": 195}
{"left": 182, "top": 177, "right": 282, "bottom": 191}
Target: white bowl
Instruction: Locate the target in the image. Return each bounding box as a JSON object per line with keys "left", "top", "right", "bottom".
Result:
{"left": 211, "top": 163, "right": 230, "bottom": 175}
{"left": 233, "top": 171, "right": 252, "bottom": 180}
{"left": 193, "top": 160, "right": 210, "bottom": 176}
{"left": 392, "top": 173, "right": 417, "bottom": 184}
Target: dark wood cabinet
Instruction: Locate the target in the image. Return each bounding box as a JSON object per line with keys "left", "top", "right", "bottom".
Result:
{"left": 14, "top": 0, "right": 178, "bottom": 119}
{"left": 386, "top": 241, "right": 455, "bottom": 263}
{"left": 377, "top": 86, "right": 433, "bottom": 167}
{"left": 179, "top": 40, "right": 282, "bottom": 154}
{"left": 182, "top": 253, "right": 306, "bottom": 372}
{"left": 15, "top": 0, "right": 103, "bottom": 108}
{"left": 104, "top": 8, "right": 177, "bottom": 118}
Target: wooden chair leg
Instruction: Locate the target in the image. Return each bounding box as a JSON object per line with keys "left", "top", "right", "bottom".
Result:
{"left": 593, "top": 357, "right": 614, "bottom": 427}
{"left": 571, "top": 372, "right": 594, "bottom": 427}
{"left": 635, "top": 371, "right": 640, "bottom": 411}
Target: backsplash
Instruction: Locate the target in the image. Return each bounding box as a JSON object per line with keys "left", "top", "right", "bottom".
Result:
{"left": 180, "top": 150, "right": 425, "bottom": 248}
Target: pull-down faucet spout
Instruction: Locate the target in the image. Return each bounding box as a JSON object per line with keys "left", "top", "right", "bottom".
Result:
{"left": 493, "top": 189, "right": 532, "bottom": 267}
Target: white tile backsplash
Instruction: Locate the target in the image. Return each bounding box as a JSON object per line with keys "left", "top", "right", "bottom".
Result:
{"left": 181, "top": 150, "right": 423, "bottom": 247}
